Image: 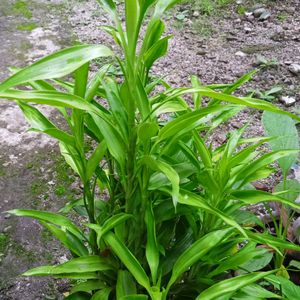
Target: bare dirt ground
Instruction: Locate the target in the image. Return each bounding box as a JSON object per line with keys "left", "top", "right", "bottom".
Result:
{"left": 0, "top": 0, "right": 299, "bottom": 299}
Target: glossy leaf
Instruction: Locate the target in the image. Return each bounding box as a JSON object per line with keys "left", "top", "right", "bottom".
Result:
{"left": 116, "top": 270, "right": 137, "bottom": 298}
{"left": 0, "top": 44, "right": 113, "bottom": 91}
{"left": 103, "top": 232, "right": 151, "bottom": 292}
{"left": 23, "top": 256, "right": 113, "bottom": 276}
{"left": 167, "top": 228, "right": 233, "bottom": 290}
{"left": 91, "top": 288, "right": 112, "bottom": 300}
{"left": 7, "top": 209, "right": 84, "bottom": 240}
{"left": 18, "top": 101, "right": 75, "bottom": 145}
{"left": 196, "top": 271, "right": 275, "bottom": 300}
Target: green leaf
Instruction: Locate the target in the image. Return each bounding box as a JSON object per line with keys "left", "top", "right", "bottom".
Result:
{"left": 0, "top": 44, "right": 113, "bottom": 91}
{"left": 235, "top": 150, "right": 300, "bottom": 187}
{"left": 96, "top": 0, "right": 116, "bottom": 17}
{"left": 263, "top": 112, "right": 299, "bottom": 174}
{"left": 64, "top": 292, "right": 91, "bottom": 300}
{"left": 142, "top": 156, "right": 179, "bottom": 207}
{"left": 224, "top": 70, "right": 257, "bottom": 95}
{"left": 125, "top": 0, "right": 139, "bottom": 52}
{"left": 208, "top": 244, "right": 269, "bottom": 278}
{"left": 231, "top": 189, "right": 300, "bottom": 211}
{"left": 275, "top": 179, "right": 300, "bottom": 202}
{"left": 87, "top": 213, "right": 133, "bottom": 246}
{"left": 91, "top": 288, "right": 112, "bottom": 300}
{"left": 145, "top": 204, "right": 159, "bottom": 284}
{"left": 161, "top": 87, "right": 300, "bottom": 122}
{"left": 116, "top": 270, "right": 137, "bottom": 298}
{"left": 18, "top": 101, "right": 75, "bottom": 146}
{"left": 246, "top": 230, "right": 300, "bottom": 253}
{"left": 59, "top": 142, "right": 85, "bottom": 179}
{"left": 120, "top": 296, "right": 148, "bottom": 300}
{"left": 70, "top": 280, "right": 106, "bottom": 294}
{"left": 196, "top": 271, "right": 275, "bottom": 300}
{"left": 176, "top": 189, "right": 246, "bottom": 236}
{"left": 143, "top": 36, "right": 170, "bottom": 70}
{"left": 103, "top": 232, "right": 151, "bottom": 293}
{"left": 0, "top": 89, "right": 97, "bottom": 112}
{"left": 157, "top": 104, "right": 226, "bottom": 142}
{"left": 266, "top": 274, "right": 300, "bottom": 300}
{"left": 191, "top": 75, "right": 202, "bottom": 109}
{"left": 86, "top": 141, "right": 107, "bottom": 180}
{"left": 236, "top": 284, "right": 281, "bottom": 299}
{"left": 23, "top": 256, "right": 113, "bottom": 276}
{"left": 7, "top": 209, "right": 84, "bottom": 240}
{"left": 41, "top": 222, "right": 88, "bottom": 257}
{"left": 167, "top": 228, "right": 233, "bottom": 290}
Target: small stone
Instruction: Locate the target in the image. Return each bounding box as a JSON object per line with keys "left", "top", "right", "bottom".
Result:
{"left": 4, "top": 214, "right": 11, "bottom": 219}
{"left": 259, "top": 10, "right": 271, "bottom": 21}
{"left": 235, "top": 51, "right": 247, "bottom": 57}
{"left": 286, "top": 7, "right": 296, "bottom": 14}
{"left": 280, "top": 96, "right": 296, "bottom": 107}
{"left": 196, "top": 50, "right": 207, "bottom": 56}
{"left": 253, "top": 8, "right": 267, "bottom": 18}
{"left": 284, "top": 60, "right": 293, "bottom": 65}
{"left": 244, "top": 26, "right": 252, "bottom": 33}
{"left": 193, "top": 11, "right": 200, "bottom": 17}
{"left": 289, "top": 64, "right": 300, "bottom": 76}
{"left": 3, "top": 225, "right": 12, "bottom": 233}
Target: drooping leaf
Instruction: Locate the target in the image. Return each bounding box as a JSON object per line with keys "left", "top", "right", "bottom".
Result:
{"left": 0, "top": 45, "right": 113, "bottom": 91}
{"left": 18, "top": 101, "right": 75, "bottom": 145}
{"left": 23, "top": 256, "right": 113, "bottom": 276}
{"left": 7, "top": 209, "right": 84, "bottom": 240}
{"left": 196, "top": 271, "right": 275, "bottom": 300}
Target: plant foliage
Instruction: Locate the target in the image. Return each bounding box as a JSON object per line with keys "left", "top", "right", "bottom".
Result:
{"left": 1, "top": 0, "right": 300, "bottom": 299}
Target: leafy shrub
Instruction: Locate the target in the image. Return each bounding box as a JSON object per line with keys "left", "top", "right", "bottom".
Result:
{"left": 0, "top": 0, "right": 300, "bottom": 299}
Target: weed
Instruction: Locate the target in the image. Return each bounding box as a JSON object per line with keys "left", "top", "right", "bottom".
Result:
{"left": 0, "top": 234, "right": 9, "bottom": 255}
{"left": 16, "top": 22, "right": 38, "bottom": 31}
{"left": 13, "top": 0, "right": 33, "bottom": 19}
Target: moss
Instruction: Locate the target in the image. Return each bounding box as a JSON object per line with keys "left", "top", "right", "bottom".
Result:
{"left": 16, "top": 22, "right": 38, "bottom": 31}
{"left": 0, "top": 234, "right": 9, "bottom": 254}
{"left": 0, "top": 167, "right": 6, "bottom": 176}
{"left": 13, "top": 0, "right": 33, "bottom": 19}
{"left": 55, "top": 186, "right": 66, "bottom": 196}
{"left": 242, "top": 44, "right": 276, "bottom": 55}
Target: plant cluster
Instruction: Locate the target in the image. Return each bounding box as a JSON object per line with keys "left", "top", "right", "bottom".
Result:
{"left": 1, "top": 1, "right": 300, "bottom": 299}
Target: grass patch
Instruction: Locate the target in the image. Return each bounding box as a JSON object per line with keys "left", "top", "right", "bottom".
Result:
{"left": 13, "top": 0, "right": 33, "bottom": 19}
{"left": 0, "top": 234, "right": 9, "bottom": 255}
{"left": 16, "top": 22, "right": 38, "bottom": 31}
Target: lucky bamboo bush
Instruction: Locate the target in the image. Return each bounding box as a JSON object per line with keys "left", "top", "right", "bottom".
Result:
{"left": 1, "top": 0, "right": 300, "bottom": 299}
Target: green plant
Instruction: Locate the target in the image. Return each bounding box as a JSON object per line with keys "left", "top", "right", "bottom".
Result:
{"left": 1, "top": 1, "right": 300, "bottom": 299}
{"left": 263, "top": 112, "right": 300, "bottom": 273}
{"left": 248, "top": 86, "right": 282, "bottom": 102}
{"left": 255, "top": 55, "right": 279, "bottom": 69}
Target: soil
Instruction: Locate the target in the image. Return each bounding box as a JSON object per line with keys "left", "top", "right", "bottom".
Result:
{"left": 0, "top": 0, "right": 299, "bottom": 299}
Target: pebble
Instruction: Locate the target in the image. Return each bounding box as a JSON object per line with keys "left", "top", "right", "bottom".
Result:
{"left": 244, "top": 27, "right": 252, "bottom": 33}
{"left": 3, "top": 225, "right": 12, "bottom": 233}
{"left": 235, "top": 51, "right": 247, "bottom": 57}
{"left": 259, "top": 10, "right": 271, "bottom": 21}
{"left": 289, "top": 63, "right": 300, "bottom": 76}
{"left": 280, "top": 96, "right": 296, "bottom": 107}
{"left": 193, "top": 11, "right": 200, "bottom": 17}
{"left": 253, "top": 8, "right": 267, "bottom": 18}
